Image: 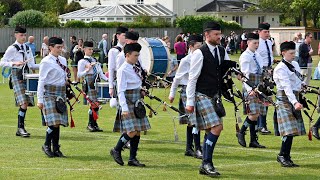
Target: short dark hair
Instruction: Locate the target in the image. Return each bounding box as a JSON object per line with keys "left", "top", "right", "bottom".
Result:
{"left": 305, "top": 32, "right": 312, "bottom": 39}
{"left": 71, "top": 36, "right": 76, "bottom": 41}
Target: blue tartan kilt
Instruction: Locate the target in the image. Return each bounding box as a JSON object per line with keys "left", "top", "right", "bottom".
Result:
{"left": 193, "top": 92, "right": 222, "bottom": 130}
{"left": 42, "top": 85, "right": 68, "bottom": 127}
{"left": 275, "top": 91, "right": 306, "bottom": 136}
{"left": 11, "top": 68, "right": 33, "bottom": 106}
{"left": 178, "top": 86, "right": 191, "bottom": 124}
{"left": 85, "top": 74, "right": 98, "bottom": 102}
{"left": 243, "top": 90, "right": 267, "bottom": 116}
{"left": 114, "top": 89, "right": 151, "bottom": 133}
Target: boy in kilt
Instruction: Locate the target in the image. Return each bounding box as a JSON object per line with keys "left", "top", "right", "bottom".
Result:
{"left": 169, "top": 34, "right": 203, "bottom": 159}
{"left": 237, "top": 33, "right": 266, "bottom": 148}
{"left": 77, "top": 41, "right": 108, "bottom": 132}
{"left": 37, "top": 37, "right": 70, "bottom": 158}
{"left": 110, "top": 43, "right": 151, "bottom": 167}
{"left": 273, "top": 41, "right": 305, "bottom": 167}
{"left": 0, "top": 26, "right": 39, "bottom": 137}
{"left": 186, "top": 21, "right": 236, "bottom": 177}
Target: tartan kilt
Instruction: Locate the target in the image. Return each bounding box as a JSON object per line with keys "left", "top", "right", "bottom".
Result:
{"left": 11, "top": 68, "right": 33, "bottom": 106}
{"left": 114, "top": 89, "right": 151, "bottom": 133}
{"left": 275, "top": 91, "right": 306, "bottom": 136}
{"left": 42, "top": 85, "right": 68, "bottom": 127}
{"left": 85, "top": 74, "right": 98, "bottom": 102}
{"left": 193, "top": 92, "right": 222, "bottom": 130}
{"left": 178, "top": 86, "right": 191, "bottom": 124}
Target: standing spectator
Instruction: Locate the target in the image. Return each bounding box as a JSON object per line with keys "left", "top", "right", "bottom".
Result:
{"left": 298, "top": 32, "right": 313, "bottom": 85}
{"left": 162, "top": 36, "right": 171, "bottom": 50}
{"left": 227, "top": 32, "right": 236, "bottom": 55}
{"left": 318, "top": 41, "right": 320, "bottom": 56}
{"left": 25, "top": 36, "right": 37, "bottom": 72}
{"left": 235, "top": 33, "right": 241, "bottom": 54}
{"left": 240, "top": 30, "right": 248, "bottom": 53}
{"left": 174, "top": 35, "right": 187, "bottom": 63}
{"left": 295, "top": 32, "right": 304, "bottom": 62}
{"left": 41, "top": 36, "right": 49, "bottom": 58}
{"left": 69, "top": 36, "right": 78, "bottom": 82}
{"left": 98, "top": 33, "right": 108, "bottom": 68}
{"left": 166, "top": 56, "right": 178, "bottom": 82}
{"left": 72, "top": 38, "right": 84, "bottom": 83}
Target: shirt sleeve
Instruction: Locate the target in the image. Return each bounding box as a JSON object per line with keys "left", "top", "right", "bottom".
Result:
{"left": 26, "top": 50, "right": 39, "bottom": 70}
{"left": 0, "top": 46, "right": 15, "bottom": 67}
{"left": 37, "top": 62, "right": 50, "bottom": 104}
{"left": 117, "top": 69, "right": 129, "bottom": 112}
{"left": 275, "top": 67, "right": 298, "bottom": 106}
{"left": 186, "top": 50, "right": 204, "bottom": 106}
{"left": 239, "top": 54, "right": 252, "bottom": 92}
{"left": 77, "top": 60, "right": 87, "bottom": 78}
{"left": 108, "top": 49, "right": 117, "bottom": 88}
{"left": 169, "top": 56, "right": 188, "bottom": 98}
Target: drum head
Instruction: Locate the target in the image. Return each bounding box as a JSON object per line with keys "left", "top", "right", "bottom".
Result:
{"left": 138, "top": 38, "right": 152, "bottom": 73}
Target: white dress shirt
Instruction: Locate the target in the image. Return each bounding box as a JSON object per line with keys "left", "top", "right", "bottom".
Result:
{"left": 239, "top": 48, "right": 264, "bottom": 93}
{"left": 37, "top": 54, "right": 68, "bottom": 104}
{"left": 0, "top": 41, "right": 39, "bottom": 69}
{"left": 256, "top": 38, "right": 274, "bottom": 67}
{"left": 186, "top": 42, "right": 230, "bottom": 106}
{"left": 169, "top": 52, "right": 192, "bottom": 98}
{"left": 108, "top": 42, "right": 123, "bottom": 88}
{"left": 117, "top": 61, "right": 142, "bottom": 112}
{"left": 77, "top": 55, "right": 108, "bottom": 81}
{"left": 41, "top": 43, "right": 49, "bottom": 57}
{"left": 273, "top": 59, "right": 302, "bottom": 106}
{"left": 116, "top": 51, "right": 146, "bottom": 71}
{"left": 241, "top": 33, "right": 247, "bottom": 41}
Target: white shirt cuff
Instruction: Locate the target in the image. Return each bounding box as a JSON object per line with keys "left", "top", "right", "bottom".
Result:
{"left": 186, "top": 98, "right": 194, "bottom": 107}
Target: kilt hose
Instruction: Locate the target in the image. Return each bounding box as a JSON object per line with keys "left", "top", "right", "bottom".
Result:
{"left": 42, "top": 85, "right": 68, "bottom": 127}
{"left": 192, "top": 92, "right": 222, "bottom": 131}
{"left": 275, "top": 90, "right": 306, "bottom": 136}
{"left": 11, "top": 68, "right": 33, "bottom": 106}
{"left": 113, "top": 89, "right": 151, "bottom": 133}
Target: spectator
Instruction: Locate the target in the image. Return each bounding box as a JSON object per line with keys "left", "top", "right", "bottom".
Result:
{"left": 240, "top": 30, "right": 248, "bottom": 53}
{"left": 98, "top": 33, "right": 108, "bottom": 68}
{"left": 174, "top": 35, "right": 187, "bottom": 62}
{"left": 41, "top": 36, "right": 49, "bottom": 58}
{"left": 25, "top": 36, "right": 36, "bottom": 58}
{"left": 298, "top": 32, "right": 313, "bottom": 85}
{"left": 162, "top": 36, "right": 171, "bottom": 50}
{"left": 69, "top": 36, "right": 78, "bottom": 82}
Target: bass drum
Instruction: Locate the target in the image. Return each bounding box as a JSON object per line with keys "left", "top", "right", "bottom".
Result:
{"left": 138, "top": 37, "right": 171, "bottom": 76}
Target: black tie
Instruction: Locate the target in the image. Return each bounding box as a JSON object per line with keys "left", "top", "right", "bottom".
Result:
{"left": 265, "top": 40, "right": 271, "bottom": 67}
{"left": 214, "top": 47, "right": 219, "bottom": 64}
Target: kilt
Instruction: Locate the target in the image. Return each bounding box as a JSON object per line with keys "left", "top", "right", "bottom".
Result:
{"left": 42, "top": 85, "right": 68, "bottom": 127}
{"left": 192, "top": 92, "right": 222, "bottom": 130}
{"left": 11, "top": 68, "right": 33, "bottom": 106}
{"left": 178, "top": 85, "right": 190, "bottom": 124}
{"left": 85, "top": 74, "right": 98, "bottom": 102}
{"left": 275, "top": 90, "right": 306, "bottom": 136}
{"left": 114, "top": 89, "right": 151, "bottom": 133}
{"left": 242, "top": 73, "right": 265, "bottom": 115}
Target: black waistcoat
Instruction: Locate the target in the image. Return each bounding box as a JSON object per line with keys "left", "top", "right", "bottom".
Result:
{"left": 196, "top": 43, "right": 225, "bottom": 98}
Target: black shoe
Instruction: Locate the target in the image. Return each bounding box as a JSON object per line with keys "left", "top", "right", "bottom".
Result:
{"left": 53, "top": 150, "right": 66, "bottom": 158}
{"left": 237, "top": 132, "right": 246, "bottom": 147}
{"left": 249, "top": 141, "right": 266, "bottom": 148}
{"left": 312, "top": 126, "right": 320, "bottom": 140}
{"left": 94, "top": 126, "right": 103, "bottom": 132}
{"left": 277, "top": 155, "right": 293, "bottom": 167}
{"left": 199, "top": 163, "right": 220, "bottom": 177}
{"left": 110, "top": 148, "right": 124, "bottom": 166}
{"left": 128, "top": 159, "right": 146, "bottom": 167}
{"left": 184, "top": 149, "right": 195, "bottom": 157}
{"left": 16, "top": 128, "right": 30, "bottom": 137}
{"left": 42, "top": 145, "right": 54, "bottom": 158}
{"left": 194, "top": 149, "right": 203, "bottom": 159}
{"left": 287, "top": 156, "right": 299, "bottom": 167}
{"left": 87, "top": 125, "right": 96, "bottom": 132}
{"left": 260, "top": 127, "right": 271, "bottom": 135}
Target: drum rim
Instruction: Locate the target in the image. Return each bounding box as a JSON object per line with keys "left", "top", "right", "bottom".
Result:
{"left": 24, "top": 73, "right": 40, "bottom": 78}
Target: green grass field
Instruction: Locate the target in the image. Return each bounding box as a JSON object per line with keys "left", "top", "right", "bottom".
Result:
{"left": 1, "top": 54, "right": 320, "bottom": 179}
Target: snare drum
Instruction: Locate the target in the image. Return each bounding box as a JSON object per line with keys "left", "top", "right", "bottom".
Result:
{"left": 97, "top": 82, "right": 111, "bottom": 102}
{"left": 138, "top": 38, "right": 170, "bottom": 76}
{"left": 25, "top": 74, "right": 39, "bottom": 95}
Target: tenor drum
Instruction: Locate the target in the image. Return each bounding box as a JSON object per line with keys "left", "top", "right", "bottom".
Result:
{"left": 138, "top": 38, "right": 170, "bottom": 76}
{"left": 25, "top": 74, "right": 39, "bottom": 95}
{"left": 96, "top": 82, "right": 111, "bottom": 102}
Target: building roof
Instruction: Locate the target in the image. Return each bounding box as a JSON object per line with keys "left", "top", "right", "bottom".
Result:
{"left": 197, "top": 0, "right": 261, "bottom": 13}
{"left": 60, "top": 3, "right": 174, "bottom": 19}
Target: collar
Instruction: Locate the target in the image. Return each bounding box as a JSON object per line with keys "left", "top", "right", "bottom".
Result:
{"left": 124, "top": 61, "right": 134, "bottom": 67}
{"left": 116, "top": 42, "right": 124, "bottom": 48}
{"left": 283, "top": 58, "right": 293, "bottom": 64}
{"left": 84, "top": 55, "right": 92, "bottom": 59}
{"left": 245, "top": 48, "right": 255, "bottom": 56}
{"left": 14, "top": 41, "right": 24, "bottom": 46}
{"left": 206, "top": 42, "right": 218, "bottom": 52}
{"left": 49, "top": 53, "right": 59, "bottom": 60}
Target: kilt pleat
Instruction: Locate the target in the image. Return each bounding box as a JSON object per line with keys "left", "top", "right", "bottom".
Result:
{"left": 85, "top": 74, "right": 98, "bottom": 102}
{"left": 42, "top": 85, "right": 68, "bottom": 127}
{"left": 11, "top": 68, "right": 31, "bottom": 105}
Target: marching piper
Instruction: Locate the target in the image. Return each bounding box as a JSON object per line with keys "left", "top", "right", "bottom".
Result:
{"left": 77, "top": 41, "right": 108, "bottom": 132}
{"left": 237, "top": 32, "right": 266, "bottom": 148}
{"left": 110, "top": 43, "right": 151, "bottom": 167}
{"left": 0, "top": 26, "right": 39, "bottom": 137}
{"left": 169, "top": 34, "right": 203, "bottom": 159}
{"left": 273, "top": 41, "right": 306, "bottom": 167}
{"left": 37, "top": 37, "right": 70, "bottom": 158}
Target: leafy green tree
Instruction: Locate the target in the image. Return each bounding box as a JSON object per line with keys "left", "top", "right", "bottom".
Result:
{"left": 64, "top": 1, "right": 82, "bottom": 14}
{"left": 9, "top": 9, "right": 44, "bottom": 27}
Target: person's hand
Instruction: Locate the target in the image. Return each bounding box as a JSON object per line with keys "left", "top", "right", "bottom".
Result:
{"left": 309, "top": 49, "right": 314, "bottom": 54}
{"left": 109, "top": 88, "right": 114, "bottom": 97}
{"left": 186, "top": 106, "right": 194, "bottom": 113}
{"left": 169, "top": 96, "right": 174, "bottom": 103}
{"left": 122, "top": 111, "right": 129, "bottom": 117}
{"left": 294, "top": 102, "right": 303, "bottom": 110}
{"left": 249, "top": 91, "right": 256, "bottom": 96}
{"left": 85, "top": 64, "right": 92, "bottom": 72}
{"left": 37, "top": 103, "right": 43, "bottom": 110}
{"left": 237, "top": 74, "right": 242, "bottom": 81}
